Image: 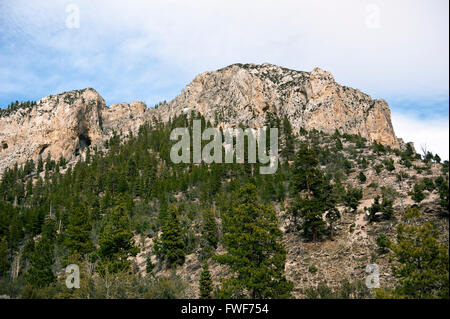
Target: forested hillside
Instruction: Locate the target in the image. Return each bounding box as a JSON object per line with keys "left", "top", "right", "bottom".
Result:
{"left": 0, "top": 112, "right": 448, "bottom": 299}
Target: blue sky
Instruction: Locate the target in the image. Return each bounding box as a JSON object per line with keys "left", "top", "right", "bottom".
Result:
{"left": 0, "top": 0, "right": 448, "bottom": 158}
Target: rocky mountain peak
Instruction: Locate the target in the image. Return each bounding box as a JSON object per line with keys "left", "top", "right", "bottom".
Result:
{"left": 1, "top": 63, "right": 400, "bottom": 174}
{"left": 159, "top": 64, "right": 399, "bottom": 150}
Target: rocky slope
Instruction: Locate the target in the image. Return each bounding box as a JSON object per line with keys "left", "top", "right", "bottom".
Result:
{"left": 131, "top": 134, "right": 447, "bottom": 299}
{"left": 1, "top": 63, "right": 400, "bottom": 174}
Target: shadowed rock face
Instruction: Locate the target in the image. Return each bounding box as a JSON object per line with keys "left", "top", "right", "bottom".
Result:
{"left": 0, "top": 64, "right": 399, "bottom": 173}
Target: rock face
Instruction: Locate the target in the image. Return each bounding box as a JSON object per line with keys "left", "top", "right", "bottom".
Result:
{"left": 0, "top": 63, "right": 400, "bottom": 174}
{"left": 160, "top": 63, "right": 399, "bottom": 148}
{"left": 0, "top": 88, "right": 149, "bottom": 173}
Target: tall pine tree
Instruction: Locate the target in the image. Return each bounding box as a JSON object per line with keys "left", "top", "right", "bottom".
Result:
{"left": 216, "top": 184, "right": 293, "bottom": 298}
{"left": 97, "top": 195, "right": 138, "bottom": 274}
{"left": 199, "top": 261, "right": 213, "bottom": 299}
{"left": 161, "top": 206, "right": 185, "bottom": 268}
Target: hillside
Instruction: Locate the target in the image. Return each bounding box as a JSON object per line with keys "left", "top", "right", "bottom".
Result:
{"left": 0, "top": 64, "right": 448, "bottom": 299}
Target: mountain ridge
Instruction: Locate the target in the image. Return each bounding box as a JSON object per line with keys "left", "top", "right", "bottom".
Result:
{"left": 1, "top": 63, "right": 400, "bottom": 173}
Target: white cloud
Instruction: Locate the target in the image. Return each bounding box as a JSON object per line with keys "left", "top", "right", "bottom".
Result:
{"left": 2, "top": 0, "right": 448, "bottom": 100}
{"left": 392, "top": 112, "right": 449, "bottom": 160}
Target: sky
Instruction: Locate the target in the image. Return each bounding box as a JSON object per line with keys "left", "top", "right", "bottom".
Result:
{"left": 0, "top": 0, "right": 448, "bottom": 158}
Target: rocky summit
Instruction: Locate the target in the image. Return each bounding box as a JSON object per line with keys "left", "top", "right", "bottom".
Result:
{"left": 162, "top": 63, "right": 399, "bottom": 149}
{"left": 0, "top": 63, "right": 399, "bottom": 174}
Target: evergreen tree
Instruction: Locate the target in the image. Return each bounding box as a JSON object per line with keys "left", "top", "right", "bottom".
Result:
{"left": 381, "top": 195, "right": 394, "bottom": 220}
{"left": 434, "top": 154, "right": 441, "bottom": 163}
{"left": 216, "top": 184, "right": 293, "bottom": 298}
{"left": 26, "top": 236, "right": 55, "bottom": 288}
{"left": 376, "top": 213, "right": 449, "bottom": 299}
{"left": 281, "top": 116, "right": 294, "bottom": 161}
{"left": 292, "top": 144, "right": 324, "bottom": 198}
{"left": 335, "top": 137, "right": 343, "bottom": 151}
{"left": 368, "top": 195, "right": 383, "bottom": 221}
{"left": 199, "top": 261, "right": 213, "bottom": 299}
{"left": 405, "top": 143, "right": 415, "bottom": 157}
{"left": 0, "top": 236, "right": 9, "bottom": 277}
{"left": 297, "top": 197, "right": 327, "bottom": 241}
{"left": 358, "top": 171, "right": 367, "bottom": 184}
{"left": 343, "top": 186, "right": 363, "bottom": 212}
{"left": 290, "top": 144, "right": 328, "bottom": 241}
{"left": 97, "top": 195, "right": 138, "bottom": 274}
{"left": 411, "top": 183, "right": 425, "bottom": 203}
{"left": 37, "top": 156, "right": 43, "bottom": 174}
{"left": 146, "top": 255, "right": 155, "bottom": 275}
{"left": 202, "top": 209, "right": 218, "bottom": 249}
{"left": 64, "top": 204, "right": 94, "bottom": 256}
{"left": 161, "top": 206, "right": 185, "bottom": 267}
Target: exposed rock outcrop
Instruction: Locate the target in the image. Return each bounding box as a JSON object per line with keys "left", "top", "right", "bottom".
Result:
{"left": 159, "top": 63, "right": 399, "bottom": 148}
{"left": 0, "top": 88, "right": 148, "bottom": 173}
{"left": 0, "top": 63, "right": 400, "bottom": 174}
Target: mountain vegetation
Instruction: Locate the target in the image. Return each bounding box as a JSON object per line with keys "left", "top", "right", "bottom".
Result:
{"left": 0, "top": 109, "right": 448, "bottom": 299}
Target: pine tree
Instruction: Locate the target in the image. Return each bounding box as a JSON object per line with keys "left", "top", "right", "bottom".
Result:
{"left": 26, "top": 236, "right": 55, "bottom": 288}
{"left": 376, "top": 212, "right": 449, "bottom": 299}
{"left": 344, "top": 186, "right": 363, "bottom": 212}
{"left": 297, "top": 197, "right": 327, "bottom": 241}
{"left": 0, "top": 236, "right": 9, "bottom": 277}
{"left": 146, "top": 255, "right": 155, "bottom": 275}
{"left": 97, "top": 195, "right": 138, "bottom": 274}
{"left": 202, "top": 209, "right": 218, "bottom": 249}
{"left": 381, "top": 195, "right": 394, "bottom": 220}
{"left": 281, "top": 116, "right": 294, "bottom": 161}
{"left": 37, "top": 156, "right": 43, "bottom": 174}
{"left": 199, "top": 261, "right": 213, "bottom": 299}
{"left": 434, "top": 154, "right": 441, "bottom": 163}
{"left": 368, "top": 195, "right": 383, "bottom": 221}
{"left": 216, "top": 184, "right": 293, "bottom": 298}
{"left": 161, "top": 206, "right": 185, "bottom": 268}
{"left": 438, "top": 180, "right": 449, "bottom": 215}
{"left": 411, "top": 183, "right": 425, "bottom": 203}
{"left": 335, "top": 137, "right": 343, "bottom": 151}
{"left": 358, "top": 171, "right": 367, "bottom": 184}
{"left": 292, "top": 144, "right": 324, "bottom": 198}
{"left": 290, "top": 144, "right": 328, "bottom": 241}
{"left": 64, "top": 204, "right": 94, "bottom": 256}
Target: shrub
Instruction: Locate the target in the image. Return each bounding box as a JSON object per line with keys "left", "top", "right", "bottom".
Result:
{"left": 358, "top": 171, "right": 367, "bottom": 184}
{"left": 309, "top": 265, "right": 318, "bottom": 273}
{"left": 376, "top": 234, "right": 390, "bottom": 254}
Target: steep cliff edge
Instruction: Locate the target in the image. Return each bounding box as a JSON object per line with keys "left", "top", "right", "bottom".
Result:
{"left": 0, "top": 88, "right": 148, "bottom": 173}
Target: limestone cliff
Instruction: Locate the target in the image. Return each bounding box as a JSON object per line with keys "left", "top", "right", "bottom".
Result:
{"left": 0, "top": 88, "right": 148, "bottom": 173}
{"left": 159, "top": 63, "right": 399, "bottom": 148}
{"left": 0, "top": 63, "right": 400, "bottom": 174}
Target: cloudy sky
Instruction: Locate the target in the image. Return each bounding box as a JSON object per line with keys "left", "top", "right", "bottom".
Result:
{"left": 0, "top": 0, "right": 448, "bottom": 158}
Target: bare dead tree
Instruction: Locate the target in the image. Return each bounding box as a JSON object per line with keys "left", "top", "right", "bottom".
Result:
{"left": 420, "top": 143, "right": 428, "bottom": 159}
